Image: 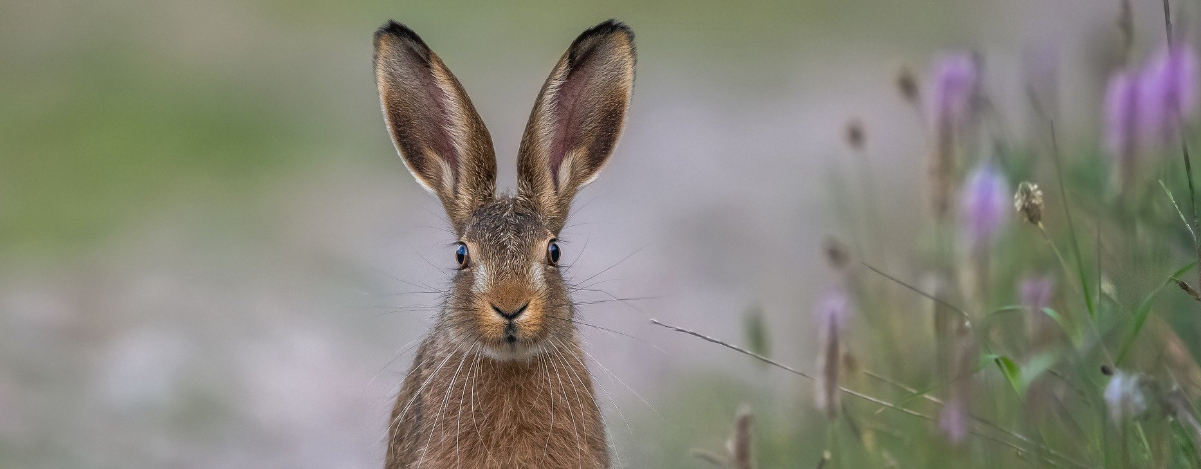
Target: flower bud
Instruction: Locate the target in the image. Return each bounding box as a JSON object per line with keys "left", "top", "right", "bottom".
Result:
{"left": 845, "top": 118, "right": 866, "bottom": 151}
{"left": 896, "top": 65, "right": 920, "bottom": 104}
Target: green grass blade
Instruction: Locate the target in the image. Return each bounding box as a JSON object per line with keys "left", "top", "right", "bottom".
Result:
{"left": 1115, "top": 261, "right": 1198, "bottom": 365}
{"left": 994, "top": 355, "right": 1023, "bottom": 396}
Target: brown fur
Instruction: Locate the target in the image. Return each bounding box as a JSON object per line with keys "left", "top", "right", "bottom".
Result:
{"left": 386, "top": 325, "right": 607, "bottom": 469}
{"left": 372, "top": 19, "right": 636, "bottom": 469}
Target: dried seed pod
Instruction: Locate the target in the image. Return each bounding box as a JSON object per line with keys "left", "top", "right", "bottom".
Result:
{"left": 814, "top": 290, "right": 851, "bottom": 419}
{"left": 897, "top": 65, "right": 920, "bottom": 104}
{"left": 1177, "top": 279, "right": 1201, "bottom": 302}
{"left": 845, "top": 118, "right": 866, "bottom": 151}
{"left": 1013, "top": 181, "right": 1044, "bottom": 226}
{"left": 823, "top": 236, "right": 850, "bottom": 271}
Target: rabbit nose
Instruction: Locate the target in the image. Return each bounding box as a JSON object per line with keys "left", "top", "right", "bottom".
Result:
{"left": 491, "top": 302, "right": 529, "bottom": 321}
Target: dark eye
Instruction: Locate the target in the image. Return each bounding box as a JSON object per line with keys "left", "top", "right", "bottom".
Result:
{"left": 455, "top": 243, "right": 470, "bottom": 268}
{"left": 546, "top": 240, "right": 561, "bottom": 266}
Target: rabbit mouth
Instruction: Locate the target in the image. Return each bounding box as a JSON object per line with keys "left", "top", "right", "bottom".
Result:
{"left": 468, "top": 297, "right": 560, "bottom": 361}
{"left": 477, "top": 320, "right": 552, "bottom": 362}
{"left": 479, "top": 337, "right": 549, "bottom": 362}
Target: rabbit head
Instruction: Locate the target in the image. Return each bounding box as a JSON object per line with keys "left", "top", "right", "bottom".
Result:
{"left": 373, "top": 20, "right": 635, "bottom": 362}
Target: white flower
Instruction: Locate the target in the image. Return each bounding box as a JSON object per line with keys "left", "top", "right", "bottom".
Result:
{"left": 1104, "top": 370, "right": 1150, "bottom": 423}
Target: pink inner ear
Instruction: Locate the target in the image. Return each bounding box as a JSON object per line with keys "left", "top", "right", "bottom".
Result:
{"left": 416, "top": 70, "right": 460, "bottom": 184}
{"left": 547, "top": 55, "right": 596, "bottom": 191}
{"left": 382, "top": 50, "right": 463, "bottom": 190}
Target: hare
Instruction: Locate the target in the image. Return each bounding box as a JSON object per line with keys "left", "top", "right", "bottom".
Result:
{"left": 372, "top": 19, "right": 636, "bottom": 469}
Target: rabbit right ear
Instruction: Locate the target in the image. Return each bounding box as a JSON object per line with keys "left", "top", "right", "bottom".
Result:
{"left": 374, "top": 21, "right": 497, "bottom": 232}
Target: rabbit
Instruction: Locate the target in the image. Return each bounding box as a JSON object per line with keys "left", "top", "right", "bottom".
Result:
{"left": 372, "top": 18, "right": 636, "bottom": 469}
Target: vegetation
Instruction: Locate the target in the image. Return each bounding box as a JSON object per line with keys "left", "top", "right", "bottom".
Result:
{"left": 652, "top": 1, "right": 1201, "bottom": 467}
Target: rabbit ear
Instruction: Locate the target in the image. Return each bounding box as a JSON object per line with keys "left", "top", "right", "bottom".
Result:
{"left": 374, "top": 21, "right": 497, "bottom": 232}
{"left": 517, "top": 20, "right": 636, "bottom": 233}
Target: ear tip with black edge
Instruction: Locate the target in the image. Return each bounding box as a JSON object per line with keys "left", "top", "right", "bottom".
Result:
{"left": 374, "top": 20, "right": 433, "bottom": 65}
{"left": 575, "top": 19, "right": 634, "bottom": 47}
{"left": 375, "top": 20, "right": 413, "bottom": 40}
{"left": 566, "top": 19, "right": 636, "bottom": 69}
{"left": 375, "top": 20, "right": 427, "bottom": 47}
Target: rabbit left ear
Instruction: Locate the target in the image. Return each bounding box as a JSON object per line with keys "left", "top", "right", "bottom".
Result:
{"left": 516, "top": 20, "right": 636, "bottom": 233}
{"left": 374, "top": 21, "right": 497, "bottom": 233}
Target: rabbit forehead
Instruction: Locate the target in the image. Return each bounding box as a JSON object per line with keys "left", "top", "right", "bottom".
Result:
{"left": 462, "top": 196, "right": 552, "bottom": 270}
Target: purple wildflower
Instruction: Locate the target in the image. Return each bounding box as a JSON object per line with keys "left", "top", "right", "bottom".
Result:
{"left": 1020, "top": 277, "right": 1055, "bottom": 312}
{"left": 939, "top": 395, "right": 969, "bottom": 443}
{"left": 939, "top": 323, "right": 976, "bottom": 444}
{"left": 814, "top": 289, "right": 850, "bottom": 419}
{"left": 1103, "top": 42, "right": 1198, "bottom": 191}
{"left": 930, "top": 52, "right": 980, "bottom": 130}
{"left": 1020, "top": 276, "right": 1057, "bottom": 347}
{"left": 1104, "top": 70, "right": 1139, "bottom": 161}
{"left": 928, "top": 52, "right": 980, "bottom": 220}
{"left": 815, "top": 289, "right": 851, "bottom": 335}
{"left": 1139, "top": 42, "right": 1200, "bottom": 145}
{"left": 959, "top": 162, "right": 1010, "bottom": 248}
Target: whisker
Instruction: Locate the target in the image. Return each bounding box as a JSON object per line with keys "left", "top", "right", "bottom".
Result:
{"left": 570, "top": 278, "right": 620, "bottom": 292}
{"left": 579, "top": 346, "right": 666, "bottom": 424}
{"left": 416, "top": 342, "right": 474, "bottom": 467}
{"left": 544, "top": 343, "right": 585, "bottom": 465}
{"left": 573, "top": 286, "right": 659, "bottom": 320}
{"left": 467, "top": 351, "right": 497, "bottom": 466}
{"left": 388, "top": 337, "right": 465, "bottom": 451}
{"left": 542, "top": 313, "right": 666, "bottom": 354}
{"left": 368, "top": 265, "right": 444, "bottom": 295}
{"left": 574, "top": 244, "right": 649, "bottom": 288}
{"left": 559, "top": 234, "right": 591, "bottom": 272}
{"left": 554, "top": 339, "right": 594, "bottom": 465}
{"left": 364, "top": 335, "right": 427, "bottom": 403}
{"left": 541, "top": 353, "right": 557, "bottom": 460}
{"left": 571, "top": 296, "right": 663, "bottom": 305}
{"left": 454, "top": 344, "right": 474, "bottom": 469}
{"left": 408, "top": 242, "right": 454, "bottom": 276}
{"left": 365, "top": 290, "right": 449, "bottom": 297}
{"left": 562, "top": 339, "right": 633, "bottom": 467}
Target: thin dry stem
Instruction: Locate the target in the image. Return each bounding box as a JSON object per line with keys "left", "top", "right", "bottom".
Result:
{"left": 733, "top": 409, "right": 754, "bottom": 469}
{"left": 649, "top": 319, "right": 1088, "bottom": 469}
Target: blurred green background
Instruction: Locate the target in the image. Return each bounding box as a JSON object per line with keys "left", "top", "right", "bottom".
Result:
{"left": 0, "top": 0, "right": 1154, "bottom": 467}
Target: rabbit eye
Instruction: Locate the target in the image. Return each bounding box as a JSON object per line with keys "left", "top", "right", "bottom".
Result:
{"left": 455, "top": 243, "right": 470, "bottom": 268}
{"left": 546, "top": 240, "right": 561, "bottom": 266}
